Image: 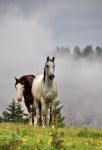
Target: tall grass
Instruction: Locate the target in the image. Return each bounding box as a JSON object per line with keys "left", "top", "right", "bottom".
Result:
{"left": 0, "top": 123, "right": 102, "bottom": 150}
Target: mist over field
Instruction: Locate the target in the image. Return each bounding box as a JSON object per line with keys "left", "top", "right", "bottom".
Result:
{"left": 0, "top": 0, "right": 102, "bottom": 127}
{"left": 55, "top": 52, "right": 102, "bottom": 127}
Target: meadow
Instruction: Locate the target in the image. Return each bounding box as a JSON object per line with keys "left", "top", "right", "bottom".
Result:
{"left": 0, "top": 123, "right": 102, "bottom": 150}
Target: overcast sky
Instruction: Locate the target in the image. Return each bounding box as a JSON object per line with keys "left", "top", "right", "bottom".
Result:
{"left": 0, "top": 0, "right": 102, "bottom": 126}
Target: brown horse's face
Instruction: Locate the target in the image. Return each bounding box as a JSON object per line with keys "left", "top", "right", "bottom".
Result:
{"left": 15, "top": 77, "right": 24, "bottom": 102}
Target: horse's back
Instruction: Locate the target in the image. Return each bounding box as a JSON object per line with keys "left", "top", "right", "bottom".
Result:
{"left": 33, "top": 74, "right": 43, "bottom": 85}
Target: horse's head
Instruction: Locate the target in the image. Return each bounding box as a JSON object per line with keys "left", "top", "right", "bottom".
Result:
{"left": 44, "top": 56, "right": 55, "bottom": 80}
{"left": 15, "top": 77, "right": 24, "bottom": 102}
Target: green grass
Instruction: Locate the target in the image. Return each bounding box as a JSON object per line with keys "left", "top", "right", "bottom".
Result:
{"left": 0, "top": 123, "right": 102, "bottom": 150}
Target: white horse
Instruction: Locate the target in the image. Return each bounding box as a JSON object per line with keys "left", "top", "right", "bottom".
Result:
{"left": 32, "top": 56, "right": 58, "bottom": 127}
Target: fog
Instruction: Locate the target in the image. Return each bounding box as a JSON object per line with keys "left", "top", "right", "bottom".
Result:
{"left": 55, "top": 55, "right": 102, "bottom": 127}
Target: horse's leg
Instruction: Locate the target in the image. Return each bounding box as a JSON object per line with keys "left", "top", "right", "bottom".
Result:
{"left": 41, "top": 98, "right": 46, "bottom": 128}
{"left": 27, "top": 105, "right": 32, "bottom": 125}
{"left": 39, "top": 102, "right": 42, "bottom": 125}
{"left": 31, "top": 103, "right": 36, "bottom": 125}
{"left": 50, "top": 103, "right": 52, "bottom": 124}
{"left": 25, "top": 101, "right": 32, "bottom": 125}
{"left": 34, "top": 100, "right": 39, "bottom": 127}
{"left": 46, "top": 103, "right": 51, "bottom": 126}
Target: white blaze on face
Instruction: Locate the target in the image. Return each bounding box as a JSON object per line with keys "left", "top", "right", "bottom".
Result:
{"left": 46, "top": 61, "right": 55, "bottom": 79}
{"left": 16, "top": 83, "right": 24, "bottom": 102}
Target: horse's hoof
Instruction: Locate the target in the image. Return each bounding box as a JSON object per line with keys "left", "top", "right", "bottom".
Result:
{"left": 29, "top": 122, "right": 32, "bottom": 125}
{"left": 42, "top": 125, "right": 45, "bottom": 128}
{"left": 51, "top": 125, "right": 55, "bottom": 128}
{"left": 34, "top": 124, "right": 38, "bottom": 128}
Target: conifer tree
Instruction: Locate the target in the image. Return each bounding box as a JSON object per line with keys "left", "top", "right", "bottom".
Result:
{"left": 2, "top": 99, "right": 24, "bottom": 122}
{"left": 52, "top": 100, "right": 65, "bottom": 127}
{"left": 0, "top": 115, "right": 3, "bottom": 122}
{"left": 16, "top": 102, "right": 24, "bottom": 122}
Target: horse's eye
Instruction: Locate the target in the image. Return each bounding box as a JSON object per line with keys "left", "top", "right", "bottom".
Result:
{"left": 46, "top": 65, "right": 49, "bottom": 68}
{"left": 53, "top": 65, "right": 55, "bottom": 68}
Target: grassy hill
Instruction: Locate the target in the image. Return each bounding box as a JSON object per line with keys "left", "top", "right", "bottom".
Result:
{"left": 0, "top": 123, "right": 102, "bottom": 150}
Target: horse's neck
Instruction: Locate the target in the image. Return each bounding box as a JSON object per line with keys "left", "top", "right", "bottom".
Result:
{"left": 44, "top": 74, "right": 53, "bottom": 87}
{"left": 23, "top": 85, "right": 31, "bottom": 97}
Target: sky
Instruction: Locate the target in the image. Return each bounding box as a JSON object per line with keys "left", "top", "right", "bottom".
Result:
{"left": 0, "top": 0, "right": 102, "bottom": 126}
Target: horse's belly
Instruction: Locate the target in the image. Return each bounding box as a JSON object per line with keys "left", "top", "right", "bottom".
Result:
{"left": 32, "top": 87, "right": 42, "bottom": 100}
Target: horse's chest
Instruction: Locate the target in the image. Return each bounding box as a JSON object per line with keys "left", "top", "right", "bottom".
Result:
{"left": 42, "top": 87, "right": 56, "bottom": 103}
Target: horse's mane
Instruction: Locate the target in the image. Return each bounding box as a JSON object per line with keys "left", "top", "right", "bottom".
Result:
{"left": 17, "top": 75, "right": 35, "bottom": 94}
{"left": 43, "top": 67, "right": 46, "bottom": 83}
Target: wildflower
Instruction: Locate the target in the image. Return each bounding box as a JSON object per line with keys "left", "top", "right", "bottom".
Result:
{"left": 22, "top": 138, "right": 27, "bottom": 143}
{"left": 48, "top": 139, "right": 52, "bottom": 145}
{"left": 82, "top": 138, "right": 89, "bottom": 145}
{"left": 37, "top": 139, "right": 40, "bottom": 143}
{"left": 34, "top": 145, "right": 38, "bottom": 150}
{"left": 17, "top": 146, "right": 20, "bottom": 150}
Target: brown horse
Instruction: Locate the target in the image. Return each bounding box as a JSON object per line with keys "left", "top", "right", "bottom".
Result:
{"left": 15, "top": 75, "right": 36, "bottom": 124}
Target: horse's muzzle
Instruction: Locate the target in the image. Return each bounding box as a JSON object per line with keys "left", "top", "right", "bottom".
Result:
{"left": 49, "top": 74, "right": 55, "bottom": 80}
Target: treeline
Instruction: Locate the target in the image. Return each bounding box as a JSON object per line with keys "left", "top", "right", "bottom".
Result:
{"left": 54, "top": 45, "right": 102, "bottom": 59}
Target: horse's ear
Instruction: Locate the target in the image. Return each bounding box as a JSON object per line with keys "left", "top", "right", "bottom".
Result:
{"left": 15, "top": 77, "right": 18, "bottom": 82}
{"left": 47, "top": 56, "right": 49, "bottom": 61}
{"left": 52, "top": 57, "right": 55, "bottom": 62}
